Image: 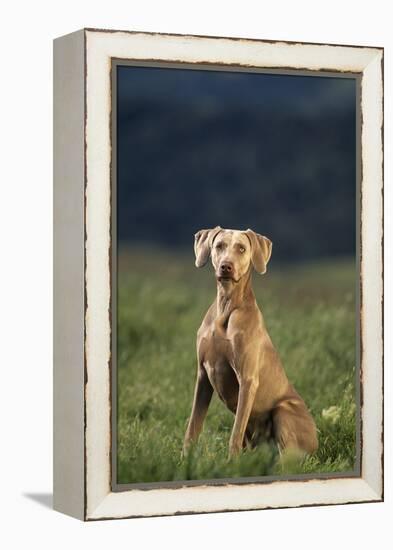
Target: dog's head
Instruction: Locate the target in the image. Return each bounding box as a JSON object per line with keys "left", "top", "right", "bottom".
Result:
{"left": 194, "top": 226, "right": 272, "bottom": 284}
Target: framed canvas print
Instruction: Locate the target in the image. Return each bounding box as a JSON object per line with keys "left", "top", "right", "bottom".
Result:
{"left": 53, "top": 28, "right": 383, "bottom": 520}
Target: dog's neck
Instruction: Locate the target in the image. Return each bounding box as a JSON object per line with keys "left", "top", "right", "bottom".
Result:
{"left": 216, "top": 268, "right": 254, "bottom": 320}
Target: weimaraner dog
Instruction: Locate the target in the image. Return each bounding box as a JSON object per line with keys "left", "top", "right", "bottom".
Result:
{"left": 183, "top": 227, "right": 318, "bottom": 457}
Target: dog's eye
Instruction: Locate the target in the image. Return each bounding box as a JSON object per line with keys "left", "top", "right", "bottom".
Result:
{"left": 239, "top": 246, "right": 245, "bottom": 253}
{"left": 216, "top": 243, "right": 223, "bottom": 250}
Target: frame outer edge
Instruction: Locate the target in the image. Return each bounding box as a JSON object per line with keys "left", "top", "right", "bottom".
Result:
{"left": 360, "top": 49, "right": 384, "bottom": 499}
{"left": 53, "top": 29, "right": 86, "bottom": 521}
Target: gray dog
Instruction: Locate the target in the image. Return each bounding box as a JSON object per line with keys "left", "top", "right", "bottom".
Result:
{"left": 183, "top": 226, "right": 318, "bottom": 457}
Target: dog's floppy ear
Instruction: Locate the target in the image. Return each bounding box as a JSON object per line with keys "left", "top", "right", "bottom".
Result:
{"left": 194, "top": 226, "right": 222, "bottom": 268}
{"left": 245, "top": 229, "right": 272, "bottom": 274}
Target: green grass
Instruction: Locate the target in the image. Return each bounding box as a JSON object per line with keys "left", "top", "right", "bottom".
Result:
{"left": 117, "top": 247, "right": 357, "bottom": 484}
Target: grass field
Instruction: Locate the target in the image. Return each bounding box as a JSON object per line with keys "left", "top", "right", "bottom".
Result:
{"left": 117, "top": 247, "right": 357, "bottom": 484}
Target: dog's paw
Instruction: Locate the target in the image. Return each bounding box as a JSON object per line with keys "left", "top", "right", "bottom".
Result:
{"left": 277, "top": 447, "right": 306, "bottom": 474}
{"left": 181, "top": 440, "right": 192, "bottom": 460}
{"left": 228, "top": 440, "right": 242, "bottom": 458}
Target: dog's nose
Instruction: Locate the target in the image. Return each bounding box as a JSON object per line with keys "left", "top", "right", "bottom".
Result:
{"left": 220, "top": 262, "right": 233, "bottom": 275}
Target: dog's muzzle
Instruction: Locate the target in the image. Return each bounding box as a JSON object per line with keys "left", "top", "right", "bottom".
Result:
{"left": 217, "top": 262, "right": 238, "bottom": 282}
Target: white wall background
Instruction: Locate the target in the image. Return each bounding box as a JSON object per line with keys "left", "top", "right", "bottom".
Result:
{"left": 0, "top": 1, "right": 391, "bottom": 548}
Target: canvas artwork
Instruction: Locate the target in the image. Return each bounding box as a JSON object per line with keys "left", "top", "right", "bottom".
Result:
{"left": 54, "top": 29, "right": 383, "bottom": 519}
{"left": 113, "top": 64, "right": 359, "bottom": 487}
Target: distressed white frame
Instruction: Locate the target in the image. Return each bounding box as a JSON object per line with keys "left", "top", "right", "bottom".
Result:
{"left": 54, "top": 28, "right": 383, "bottom": 521}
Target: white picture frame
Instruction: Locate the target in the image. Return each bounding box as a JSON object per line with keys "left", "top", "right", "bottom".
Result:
{"left": 53, "top": 28, "right": 383, "bottom": 521}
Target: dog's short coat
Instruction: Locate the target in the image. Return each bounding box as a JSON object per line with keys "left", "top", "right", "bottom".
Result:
{"left": 183, "top": 227, "right": 318, "bottom": 457}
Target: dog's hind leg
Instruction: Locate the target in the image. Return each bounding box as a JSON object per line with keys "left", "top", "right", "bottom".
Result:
{"left": 272, "top": 398, "right": 318, "bottom": 455}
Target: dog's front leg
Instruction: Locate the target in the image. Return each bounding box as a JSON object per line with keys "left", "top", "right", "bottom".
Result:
{"left": 183, "top": 365, "right": 213, "bottom": 454}
{"left": 229, "top": 377, "right": 258, "bottom": 456}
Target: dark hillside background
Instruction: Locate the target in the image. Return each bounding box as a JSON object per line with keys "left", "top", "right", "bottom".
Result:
{"left": 117, "top": 66, "right": 357, "bottom": 262}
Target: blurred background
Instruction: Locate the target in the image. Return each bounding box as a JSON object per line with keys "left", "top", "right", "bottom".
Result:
{"left": 116, "top": 65, "right": 358, "bottom": 484}
{"left": 117, "top": 65, "right": 357, "bottom": 262}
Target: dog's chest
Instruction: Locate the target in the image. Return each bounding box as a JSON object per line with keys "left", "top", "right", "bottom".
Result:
{"left": 199, "top": 331, "right": 239, "bottom": 410}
